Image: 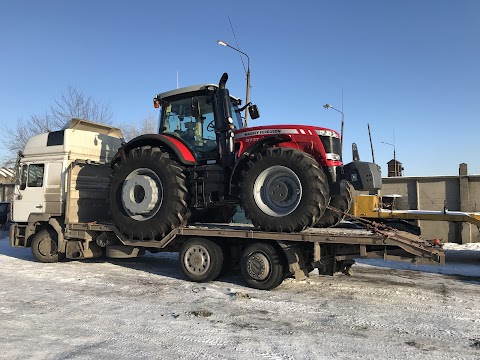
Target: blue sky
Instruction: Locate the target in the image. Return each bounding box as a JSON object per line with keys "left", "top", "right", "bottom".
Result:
{"left": 1, "top": 0, "right": 479, "bottom": 176}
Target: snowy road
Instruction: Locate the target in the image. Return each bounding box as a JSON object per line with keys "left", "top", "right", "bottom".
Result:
{"left": 1, "top": 232, "right": 479, "bottom": 360}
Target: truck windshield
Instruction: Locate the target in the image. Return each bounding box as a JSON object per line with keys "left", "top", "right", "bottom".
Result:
{"left": 160, "top": 95, "right": 242, "bottom": 161}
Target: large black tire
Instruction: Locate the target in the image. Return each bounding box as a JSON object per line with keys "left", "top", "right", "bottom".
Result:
{"left": 179, "top": 237, "right": 224, "bottom": 282}
{"left": 315, "top": 182, "right": 353, "bottom": 228}
{"left": 239, "top": 147, "right": 329, "bottom": 232}
{"left": 109, "top": 146, "right": 189, "bottom": 240}
{"left": 189, "top": 206, "right": 237, "bottom": 224}
{"left": 31, "top": 229, "right": 65, "bottom": 263}
{"left": 240, "top": 242, "right": 286, "bottom": 290}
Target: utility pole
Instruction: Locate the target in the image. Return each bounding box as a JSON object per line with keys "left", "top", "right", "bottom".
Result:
{"left": 217, "top": 40, "right": 251, "bottom": 127}
{"left": 323, "top": 104, "right": 344, "bottom": 152}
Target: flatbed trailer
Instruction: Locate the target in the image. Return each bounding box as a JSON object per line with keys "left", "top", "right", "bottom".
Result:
{"left": 12, "top": 219, "right": 445, "bottom": 290}
{"left": 10, "top": 161, "right": 445, "bottom": 290}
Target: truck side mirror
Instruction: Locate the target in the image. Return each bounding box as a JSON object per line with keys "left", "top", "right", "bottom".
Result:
{"left": 249, "top": 104, "right": 260, "bottom": 120}
{"left": 19, "top": 164, "right": 27, "bottom": 190}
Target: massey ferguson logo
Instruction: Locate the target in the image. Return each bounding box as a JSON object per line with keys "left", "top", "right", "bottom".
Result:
{"left": 235, "top": 128, "right": 298, "bottom": 139}
{"left": 243, "top": 129, "right": 282, "bottom": 137}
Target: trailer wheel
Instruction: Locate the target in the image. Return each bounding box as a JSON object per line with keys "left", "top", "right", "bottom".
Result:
{"left": 240, "top": 242, "right": 286, "bottom": 290}
{"left": 31, "top": 229, "right": 65, "bottom": 263}
{"left": 109, "top": 146, "right": 189, "bottom": 240}
{"left": 179, "top": 238, "right": 224, "bottom": 282}
{"left": 239, "top": 148, "right": 329, "bottom": 232}
{"left": 315, "top": 182, "right": 353, "bottom": 228}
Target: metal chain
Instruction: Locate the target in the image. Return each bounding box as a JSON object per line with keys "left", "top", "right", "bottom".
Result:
{"left": 327, "top": 205, "right": 442, "bottom": 247}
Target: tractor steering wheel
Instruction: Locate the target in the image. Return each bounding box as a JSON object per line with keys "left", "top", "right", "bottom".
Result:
{"left": 207, "top": 120, "right": 215, "bottom": 132}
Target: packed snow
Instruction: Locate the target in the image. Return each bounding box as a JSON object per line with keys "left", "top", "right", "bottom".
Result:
{"left": 0, "top": 231, "right": 479, "bottom": 359}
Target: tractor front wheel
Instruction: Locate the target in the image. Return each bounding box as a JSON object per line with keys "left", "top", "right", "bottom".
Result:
{"left": 315, "top": 182, "right": 353, "bottom": 228}
{"left": 239, "top": 148, "right": 329, "bottom": 232}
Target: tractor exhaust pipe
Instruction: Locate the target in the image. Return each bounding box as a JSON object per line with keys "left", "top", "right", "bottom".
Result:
{"left": 216, "top": 73, "right": 235, "bottom": 169}
{"left": 219, "top": 73, "right": 228, "bottom": 90}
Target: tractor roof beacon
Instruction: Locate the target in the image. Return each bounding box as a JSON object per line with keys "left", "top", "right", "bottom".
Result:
{"left": 109, "top": 73, "right": 382, "bottom": 239}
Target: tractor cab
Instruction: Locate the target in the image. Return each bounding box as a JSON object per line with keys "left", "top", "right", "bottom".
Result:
{"left": 154, "top": 84, "right": 244, "bottom": 162}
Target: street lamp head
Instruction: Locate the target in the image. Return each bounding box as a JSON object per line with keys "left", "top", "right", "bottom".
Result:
{"left": 323, "top": 104, "right": 332, "bottom": 109}
{"left": 216, "top": 39, "right": 251, "bottom": 126}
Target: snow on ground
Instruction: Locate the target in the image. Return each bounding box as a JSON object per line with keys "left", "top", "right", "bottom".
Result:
{"left": 0, "top": 231, "right": 479, "bottom": 360}
{"left": 357, "top": 242, "right": 480, "bottom": 278}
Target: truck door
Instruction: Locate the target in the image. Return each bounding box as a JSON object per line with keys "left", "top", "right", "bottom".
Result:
{"left": 13, "top": 163, "right": 46, "bottom": 222}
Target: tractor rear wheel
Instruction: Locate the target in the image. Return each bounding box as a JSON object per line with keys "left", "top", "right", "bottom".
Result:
{"left": 109, "top": 146, "right": 189, "bottom": 240}
{"left": 239, "top": 147, "right": 329, "bottom": 232}
{"left": 315, "top": 182, "right": 353, "bottom": 228}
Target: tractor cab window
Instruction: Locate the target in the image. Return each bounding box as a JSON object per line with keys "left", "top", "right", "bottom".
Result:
{"left": 161, "top": 95, "right": 217, "bottom": 160}
{"left": 160, "top": 94, "right": 243, "bottom": 161}
{"left": 231, "top": 100, "right": 243, "bottom": 129}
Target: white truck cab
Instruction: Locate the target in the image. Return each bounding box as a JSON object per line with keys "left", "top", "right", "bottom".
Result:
{"left": 13, "top": 119, "right": 123, "bottom": 223}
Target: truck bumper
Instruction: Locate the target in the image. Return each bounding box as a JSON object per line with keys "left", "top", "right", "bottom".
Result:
{"left": 342, "top": 161, "right": 382, "bottom": 191}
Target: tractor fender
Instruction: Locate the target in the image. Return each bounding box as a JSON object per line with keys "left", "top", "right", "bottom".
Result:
{"left": 112, "top": 134, "right": 197, "bottom": 166}
{"left": 229, "top": 134, "right": 291, "bottom": 195}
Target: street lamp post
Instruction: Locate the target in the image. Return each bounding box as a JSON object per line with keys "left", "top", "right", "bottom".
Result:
{"left": 323, "top": 104, "right": 344, "bottom": 152}
{"left": 217, "top": 40, "right": 251, "bottom": 127}
{"left": 381, "top": 141, "right": 397, "bottom": 176}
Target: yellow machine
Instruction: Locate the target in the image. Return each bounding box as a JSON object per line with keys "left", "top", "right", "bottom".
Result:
{"left": 353, "top": 195, "right": 480, "bottom": 227}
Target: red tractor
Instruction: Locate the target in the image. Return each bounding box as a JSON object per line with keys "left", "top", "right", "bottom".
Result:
{"left": 109, "top": 73, "right": 381, "bottom": 240}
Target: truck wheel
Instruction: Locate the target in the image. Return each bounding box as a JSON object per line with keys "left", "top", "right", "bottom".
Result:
{"left": 179, "top": 237, "right": 224, "bottom": 282}
{"left": 240, "top": 242, "right": 286, "bottom": 290}
{"left": 31, "top": 229, "right": 65, "bottom": 263}
{"left": 315, "top": 182, "right": 353, "bottom": 228}
{"left": 109, "top": 146, "right": 189, "bottom": 240}
{"left": 239, "top": 148, "right": 329, "bottom": 232}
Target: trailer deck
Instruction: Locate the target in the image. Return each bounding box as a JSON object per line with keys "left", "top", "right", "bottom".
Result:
{"left": 66, "top": 222, "right": 445, "bottom": 267}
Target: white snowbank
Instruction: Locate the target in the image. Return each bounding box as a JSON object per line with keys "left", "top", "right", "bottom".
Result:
{"left": 443, "top": 242, "right": 480, "bottom": 251}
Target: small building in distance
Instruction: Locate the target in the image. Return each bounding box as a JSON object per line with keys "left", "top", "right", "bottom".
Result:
{"left": 0, "top": 168, "right": 15, "bottom": 202}
{"left": 387, "top": 159, "right": 404, "bottom": 177}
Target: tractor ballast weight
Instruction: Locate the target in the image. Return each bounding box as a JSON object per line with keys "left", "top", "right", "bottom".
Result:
{"left": 108, "top": 73, "right": 381, "bottom": 239}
